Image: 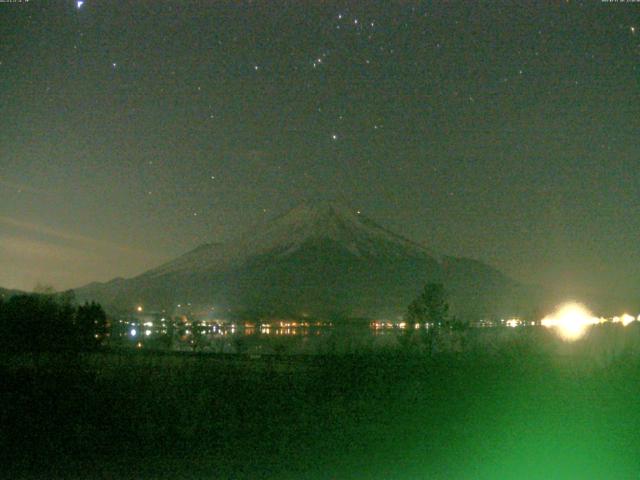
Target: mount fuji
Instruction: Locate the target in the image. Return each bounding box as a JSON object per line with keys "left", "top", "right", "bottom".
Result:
{"left": 76, "top": 201, "right": 533, "bottom": 320}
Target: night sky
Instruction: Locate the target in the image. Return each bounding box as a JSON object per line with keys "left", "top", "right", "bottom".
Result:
{"left": 1, "top": 1, "right": 639, "bottom": 305}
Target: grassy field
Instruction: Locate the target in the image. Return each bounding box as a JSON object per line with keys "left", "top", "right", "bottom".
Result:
{"left": 2, "top": 340, "right": 640, "bottom": 479}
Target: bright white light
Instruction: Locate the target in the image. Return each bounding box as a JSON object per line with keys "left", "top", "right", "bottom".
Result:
{"left": 145, "top": 329, "right": 151, "bottom": 336}
{"left": 541, "top": 303, "right": 599, "bottom": 341}
{"left": 130, "top": 329, "right": 137, "bottom": 337}
{"left": 77, "top": 1, "right": 84, "bottom": 9}
{"left": 136, "top": 305, "right": 143, "bottom": 312}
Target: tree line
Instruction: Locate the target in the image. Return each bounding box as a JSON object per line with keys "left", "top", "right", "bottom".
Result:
{"left": 0, "top": 291, "right": 108, "bottom": 354}
{"left": 0, "top": 283, "right": 452, "bottom": 355}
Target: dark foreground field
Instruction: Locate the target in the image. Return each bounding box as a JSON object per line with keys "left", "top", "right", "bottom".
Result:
{"left": 2, "top": 347, "right": 640, "bottom": 479}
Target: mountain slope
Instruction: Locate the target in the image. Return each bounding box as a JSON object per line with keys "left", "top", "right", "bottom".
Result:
{"left": 76, "top": 201, "right": 533, "bottom": 319}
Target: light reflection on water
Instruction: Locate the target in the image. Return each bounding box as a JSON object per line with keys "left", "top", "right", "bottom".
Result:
{"left": 170, "top": 323, "right": 402, "bottom": 354}
{"left": 120, "top": 318, "right": 640, "bottom": 360}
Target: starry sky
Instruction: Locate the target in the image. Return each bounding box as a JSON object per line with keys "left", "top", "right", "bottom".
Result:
{"left": 1, "top": 1, "right": 639, "bottom": 306}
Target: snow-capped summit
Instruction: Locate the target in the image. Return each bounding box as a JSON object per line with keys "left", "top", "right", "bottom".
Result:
{"left": 236, "top": 200, "right": 437, "bottom": 259}
{"left": 144, "top": 200, "right": 435, "bottom": 278}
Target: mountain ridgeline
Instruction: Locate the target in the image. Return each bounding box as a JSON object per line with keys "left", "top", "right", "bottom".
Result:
{"left": 76, "top": 202, "right": 534, "bottom": 320}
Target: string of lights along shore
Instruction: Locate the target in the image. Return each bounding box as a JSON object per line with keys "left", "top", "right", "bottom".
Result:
{"left": 1, "top": 1, "right": 639, "bottom": 315}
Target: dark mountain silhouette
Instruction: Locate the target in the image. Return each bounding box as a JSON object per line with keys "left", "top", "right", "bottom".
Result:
{"left": 76, "top": 201, "right": 535, "bottom": 319}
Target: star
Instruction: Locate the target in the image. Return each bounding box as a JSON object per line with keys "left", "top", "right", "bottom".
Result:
{"left": 331, "top": 134, "right": 338, "bottom": 141}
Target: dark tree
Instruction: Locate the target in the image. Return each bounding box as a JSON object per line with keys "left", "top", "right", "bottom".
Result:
{"left": 75, "top": 301, "right": 108, "bottom": 349}
{"left": 0, "top": 293, "right": 75, "bottom": 353}
{"left": 406, "top": 283, "right": 450, "bottom": 328}
{"left": 0, "top": 293, "right": 109, "bottom": 354}
{"left": 404, "top": 283, "right": 451, "bottom": 354}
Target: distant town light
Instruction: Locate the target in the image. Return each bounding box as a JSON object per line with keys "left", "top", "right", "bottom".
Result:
{"left": 505, "top": 318, "right": 521, "bottom": 328}
{"left": 130, "top": 329, "right": 137, "bottom": 337}
{"left": 145, "top": 329, "right": 152, "bottom": 336}
{"left": 136, "top": 305, "right": 143, "bottom": 312}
